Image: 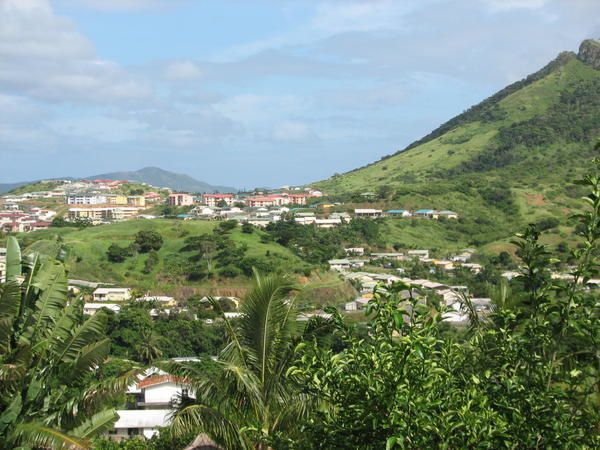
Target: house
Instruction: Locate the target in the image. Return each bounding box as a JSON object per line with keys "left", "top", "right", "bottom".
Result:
{"left": 315, "top": 218, "right": 341, "bottom": 228}
{"left": 83, "top": 303, "right": 121, "bottom": 315}
{"left": 136, "top": 295, "right": 177, "bottom": 307}
{"left": 93, "top": 287, "right": 132, "bottom": 302}
{"left": 110, "top": 410, "right": 171, "bottom": 440}
{"left": 65, "top": 194, "right": 107, "bottom": 205}
{"left": 68, "top": 206, "right": 142, "bottom": 223}
{"left": 110, "top": 371, "right": 193, "bottom": 441}
{"left": 501, "top": 270, "right": 521, "bottom": 280}
{"left": 168, "top": 193, "right": 195, "bottom": 206}
{"left": 328, "top": 259, "right": 352, "bottom": 270}
{"left": 385, "top": 209, "right": 412, "bottom": 218}
{"left": 344, "top": 301, "right": 358, "bottom": 311}
{"left": 437, "top": 210, "right": 458, "bottom": 219}
{"left": 144, "top": 192, "right": 162, "bottom": 203}
{"left": 413, "top": 209, "right": 439, "bottom": 219}
{"left": 354, "top": 208, "right": 382, "bottom": 218}
{"left": 461, "top": 263, "right": 483, "bottom": 274}
{"left": 407, "top": 249, "right": 430, "bottom": 260}
{"left": 330, "top": 212, "right": 351, "bottom": 222}
{"left": 371, "top": 252, "right": 404, "bottom": 261}
{"left": 203, "top": 194, "right": 235, "bottom": 208}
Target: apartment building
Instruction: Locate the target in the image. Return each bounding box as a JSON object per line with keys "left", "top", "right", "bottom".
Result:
{"left": 168, "top": 193, "right": 195, "bottom": 206}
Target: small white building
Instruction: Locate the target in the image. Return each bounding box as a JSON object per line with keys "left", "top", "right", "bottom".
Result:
{"left": 407, "top": 249, "right": 430, "bottom": 260}
{"left": 111, "top": 409, "right": 171, "bottom": 440}
{"left": 83, "top": 303, "right": 121, "bottom": 315}
{"left": 354, "top": 208, "right": 382, "bottom": 218}
{"left": 93, "top": 287, "right": 132, "bottom": 302}
{"left": 328, "top": 259, "right": 352, "bottom": 270}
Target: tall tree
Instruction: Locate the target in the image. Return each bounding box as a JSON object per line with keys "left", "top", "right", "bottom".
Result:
{"left": 166, "top": 271, "right": 314, "bottom": 449}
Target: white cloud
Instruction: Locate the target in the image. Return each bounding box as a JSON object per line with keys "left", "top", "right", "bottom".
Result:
{"left": 272, "top": 121, "right": 315, "bottom": 142}
{"left": 0, "top": 0, "right": 151, "bottom": 103}
{"left": 484, "top": 0, "right": 548, "bottom": 11}
{"left": 164, "top": 60, "right": 203, "bottom": 80}
{"left": 56, "top": 0, "right": 184, "bottom": 12}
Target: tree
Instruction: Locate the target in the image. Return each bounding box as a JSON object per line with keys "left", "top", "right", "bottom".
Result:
{"left": 0, "top": 236, "right": 137, "bottom": 449}
{"left": 287, "top": 164, "right": 600, "bottom": 449}
{"left": 134, "top": 230, "right": 164, "bottom": 253}
{"left": 166, "top": 271, "right": 314, "bottom": 449}
{"left": 107, "top": 243, "right": 130, "bottom": 263}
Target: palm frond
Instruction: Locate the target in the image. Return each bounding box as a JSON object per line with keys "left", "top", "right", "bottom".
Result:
{"left": 24, "top": 261, "right": 68, "bottom": 340}
{"left": 52, "top": 312, "right": 107, "bottom": 364}
{"left": 0, "top": 280, "right": 22, "bottom": 318}
{"left": 70, "top": 339, "right": 111, "bottom": 381}
{"left": 13, "top": 422, "right": 89, "bottom": 450}
{"left": 170, "top": 404, "right": 247, "bottom": 450}
{"left": 5, "top": 236, "right": 22, "bottom": 282}
{"left": 69, "top": 409, "right": 117, "bottom": 439}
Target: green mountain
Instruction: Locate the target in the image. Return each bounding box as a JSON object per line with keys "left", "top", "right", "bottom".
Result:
{"left": 87, "top": 166, "right": 237, "bottom": 193}
{"left": 314, "top": 39, "right": 600, "bottom": 249}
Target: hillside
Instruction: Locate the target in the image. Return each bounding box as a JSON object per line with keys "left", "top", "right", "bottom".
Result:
{"left": 314, "top": 39, "right": 600, "bottom": 248}
{"left": 87, "top": 166, "right": 236, "bottom": 193}
{"left": 16, "top": 220, "right": 310, "bottom": 296}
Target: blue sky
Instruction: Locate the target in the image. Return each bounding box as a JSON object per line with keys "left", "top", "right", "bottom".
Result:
{"left": 1, "top": 0, "right": 599, "bottom": 188}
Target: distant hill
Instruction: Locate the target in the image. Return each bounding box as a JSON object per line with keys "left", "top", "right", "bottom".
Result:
{"left": 313, "top": 39, "right": 600, "bottom": 249}
{"left": 87, "top": 166, "right": 236, "bottom": 193}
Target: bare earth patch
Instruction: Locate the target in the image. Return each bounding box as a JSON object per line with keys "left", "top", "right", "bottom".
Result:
{"left": 525, "top": 193, "right": 546, "bottom": 206}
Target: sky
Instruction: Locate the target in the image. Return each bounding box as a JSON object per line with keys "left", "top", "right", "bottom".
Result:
{"left": 0, "top": 0, "right": 599, "bottom": 188}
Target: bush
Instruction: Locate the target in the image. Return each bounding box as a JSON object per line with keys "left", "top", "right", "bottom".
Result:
{"left": 134, "top": 230, "right": 163, "bottom": 253}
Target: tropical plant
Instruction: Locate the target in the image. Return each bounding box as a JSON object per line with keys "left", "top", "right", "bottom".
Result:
{"left": 287, "top": 162, "right": 600, "bottom": 449}
{"left": 165, "top": 271, "right": 315, "bottom": 449}
{"left": 0, "top": 236, "right": 138, "bottom": 449}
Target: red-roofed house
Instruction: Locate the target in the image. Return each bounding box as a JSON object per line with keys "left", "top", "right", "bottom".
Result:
{"left": 203, "top": 193, "right": 235, "bottom": 207}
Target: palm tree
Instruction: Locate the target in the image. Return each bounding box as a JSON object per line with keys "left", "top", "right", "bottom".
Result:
{"left": 166, "top": 270, "right": 315, "bottom": 449}
{"left": 0, "top": 237, "right": 138, "bottom": 449}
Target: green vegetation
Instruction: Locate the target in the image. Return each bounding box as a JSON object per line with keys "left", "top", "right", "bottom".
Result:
{"left": 0, "top": 237, "right": 135, "bottom": 449}
{"left": 315, "top": 52, "right": 600, "bottom": 250}
{"left": 16, "top": 219, "right": 307, "bottom": 293}
{"left": 166, "top": 272, "right": 314, "bottom": 449}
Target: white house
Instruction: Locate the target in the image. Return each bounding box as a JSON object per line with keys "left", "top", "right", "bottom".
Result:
{"left": 354, "top": 208, "right": 382, "bottom": 218}
{"left": 92, "top": 287, "right": 132, "bottom": 302}
{"left": 83, "top": 303, "right": 121, "bottom": 315}
{"left": 109, "top": 370, "right": 194, "bottom": 441}
{"left": 407, "top": 249, "right": 430, "bottom": 260}
{"left": 111, "top": 410, "right": 171, "bottom": 440}
{"left": 328, "top": 259, "right": 352, "bottom": 270}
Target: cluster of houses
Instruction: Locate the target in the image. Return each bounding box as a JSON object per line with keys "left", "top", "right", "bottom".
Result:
{"left": 329, "top": 248, "right": 482, "bottom": 274}
{"left": 339, "top": 267, "right": 492, "bottom": 324}
{"left": 354, "top": 209, "right": 458, "bottom": 219}
{"left": 0, "top": 208, "right": 57, "bottom": 233}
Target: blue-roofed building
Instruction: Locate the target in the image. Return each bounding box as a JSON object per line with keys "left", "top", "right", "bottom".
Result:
{"left": 413, "top": 209, "right": 436, "bottom": 218}
{"left": 385, "top": 209, "right": 411, "bottom": 218}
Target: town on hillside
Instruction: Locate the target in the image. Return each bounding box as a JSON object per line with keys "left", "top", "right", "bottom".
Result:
{"left": 0, "top": 177, "right": 458, "bottom": 232}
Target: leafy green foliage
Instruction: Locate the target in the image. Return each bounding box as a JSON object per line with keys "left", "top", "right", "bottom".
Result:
{"left": 134, "top": 230, "right": 164, "bottom": 253}
{"left": 166, "top": 272, "right": 319, "bottom": 449}
{"left": 287, "top": 164, "right": 600, "bottom": 449}
{"left": 0, "top": 237, "right": 137, "bottom": 449}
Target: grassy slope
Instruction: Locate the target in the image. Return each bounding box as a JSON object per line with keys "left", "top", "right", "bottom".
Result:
{"left": 314, "top": 57, "right": 599, "bottom": 252}
{"left": 18, "top": 220, "right": 304, "bottom": 294}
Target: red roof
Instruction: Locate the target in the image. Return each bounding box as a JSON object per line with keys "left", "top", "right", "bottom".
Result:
{"left": 204, "top": 194, "right": 234, "bottom": 198}
{"left": 138, "top": 374, "right": 186, "bottom": 389}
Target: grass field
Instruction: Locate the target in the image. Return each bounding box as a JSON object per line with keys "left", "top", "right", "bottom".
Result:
{"left": 17, "top": 219, "right": 306, "bottom": 296}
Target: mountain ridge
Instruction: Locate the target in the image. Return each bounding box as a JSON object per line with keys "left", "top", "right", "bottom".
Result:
{"left": 0, "top": 167, "right": 236, "bottom": 194}
{"left": 87, "top": 166, "right": 237, "bottom": 193}
{"left": 313, "top": 39, "right": 600, "bottom": 249}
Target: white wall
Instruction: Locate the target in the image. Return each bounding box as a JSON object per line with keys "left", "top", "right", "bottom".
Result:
{"left": 144, "top": 382, "right": 182, "bottom": 405}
